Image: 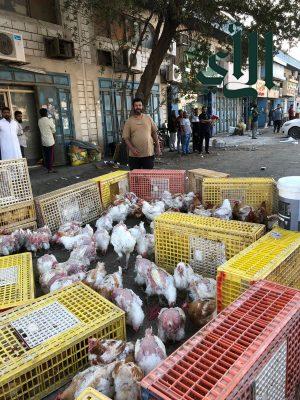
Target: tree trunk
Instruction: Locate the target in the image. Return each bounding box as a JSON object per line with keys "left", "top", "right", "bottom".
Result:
{"left": 135, "top": 20, "right": 178, "bottom": 106}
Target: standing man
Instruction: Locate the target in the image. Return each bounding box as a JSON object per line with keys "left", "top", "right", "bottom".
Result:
{"left": 268, "top": 108, "right": 274, "bottom": 126}
{"left": 14, "top": 110, "right": 28, "bottom": 158}
{"left": 251, "top": 105, "right": 259, "bottom": 139}
{"left": 38, "top": 108, "right": 56, "bottom": 173}
{"left": 168, "top": 110, "right": 177, "bottom": 152}
{"left": 176, "top": 110, "right": 185, "bottom": 154}
{"left": 0, "top": 107, "right": 22, "bottom": 160}
{"left": 273, "top": 104, "right": 283, "bottom": 134}
{"left": 191, "top": 108, "right": 200, "bottom": 152}
{"left": 198, "top": 106, "right": 212, "bottom": 154}
{"left": 182, "top": 111, "right": 192, "bottom": 155}
{"left": 123, "top": 97, "right": 161, "bottom": 170}
{"left": 288, "top": 104, "right": 295, "bottom": 120}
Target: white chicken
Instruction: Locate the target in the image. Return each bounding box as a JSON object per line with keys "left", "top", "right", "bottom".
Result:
{"left": 60, "top": 233, "right": 94, "bottom": 251}
{"left": 11, "top": 228, "right": 27, "bottom": 250}
{"left": 213, "top": 199, "right": 232, "bottom": 220}
{"left": 182, "top": 192, "right": 196, "bottom": 211}
{"left": 142, "top": 200, "right": 165, "bottom": 221}
{"left": 146, "top": 267, "right": 177, "bottom": 306}
{"left": 95, "top": 214, "right": 113, "bottom": 232}
{"left": 112, "top": 288, "right": 145, "bottom": 331}
{"left": 129, "top": 221, "right": 146, "bottom": 241}
{"left": 57, "top": 363, "right": 116, "bottom": 400}
{"left": 88, "top": 338, "right": 134, "bottom": 365}
{"left": 0, "top": 234, "right": 16, "bottom": 255}
{"left": 112, "top": 361, "right": 144, "bottom": 400}
{"left": 110, "top": 223, "right": 136, "bottom": 268}
{"left": 192, "top": 206, "right": 212, "bottom": 217}
{"left": 97, "top": 266, "right": 123, "bottom": 299}
{"left": 85, "top": 262, "right": 107, "bottom": 289}
{"left": 94, "top": 228, "right": 110, "bottom": 255}
{"left": 37, "top": 254, "right": 58, "bottom": 275}
{"left": 135, "top": 328, "right": 167, "bottom": 375}
{"left": 49, "top": 272, "right": 86, "bottom": 292}
{"left": 157, "top": 307, "right": 186, "bottom": 343}
{"left": 24, "top": 226, "right": 52, "bottom": 252}
{"left": 136, "top": 233, "right": 154, "bottom": 258}
{"left": 173, "top": 262, "right": 194, "bottom": 290}
{"left": 188, "top": 274, "right": 216, "bottom": 301}
{"left": 134, "top": 256, "right": 156, "bottom": 286}
{"left": 107, "top": 203, "right": 131, "bottom": 223}
{"left": 52, "top": 221, "right": 82, "bottom": 243}
{"left": 70, "top": 241, "right": 97, "bottom": 262}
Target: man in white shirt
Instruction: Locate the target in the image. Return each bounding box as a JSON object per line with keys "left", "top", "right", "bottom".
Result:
{"left": 15, "top": 110, "right": 28, "bottom": 158}
{"left": 0, "top": 107, "right": 22, "bottom": 160}
{"left": 38, "top": 108, "right": 56, "bottom": 173}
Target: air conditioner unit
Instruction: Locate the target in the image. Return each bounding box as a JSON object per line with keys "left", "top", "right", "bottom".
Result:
{"left": 44, "top": 37, "right": 75, "bottom": 59}
{"left": 167, "top": 40, "right": 176, "bottom": 57}
{"left": 0, "top": 31, "right": 25, "bottom": 63}
{"left": 127, "top": 49, "right": 142, "bottom": 73}
{"left": 167, "top": 64, "right": 182, "bottom": 83}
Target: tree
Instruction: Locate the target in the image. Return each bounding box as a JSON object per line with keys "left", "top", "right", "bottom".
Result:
{"left": 64, "top": 0, "right": 300, "bottom": 107}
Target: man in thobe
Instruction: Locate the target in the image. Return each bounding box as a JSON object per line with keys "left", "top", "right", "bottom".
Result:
{"left": 0, "top": 107, "right": 22, "bottom": 160}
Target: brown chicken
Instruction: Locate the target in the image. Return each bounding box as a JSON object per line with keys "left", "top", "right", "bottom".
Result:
{"left": 112, "top": 361, "right": 144, "bottom": 400}
{"left": 88, "top": 338, "right": 134, "bottom": 365}
{"left": 183, "top": 299, "right": 216, "bottom": 327}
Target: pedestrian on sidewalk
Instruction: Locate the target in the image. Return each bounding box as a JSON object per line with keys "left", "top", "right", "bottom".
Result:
{"left": 176, "top": 110, "right": 185, "bottom": 154}
{"left": 288, "top": 104, "right": 295, "bottom": 120}
{"left": 191, "top": 108, "right": 200, "bottom": 152}
{"left": 273, "top": 104, "right": 283, "bottom": 133}
{"left": 268, "top": 108, "right": 274, "bottom": 126}
{"left": 122, "top": 97, "right": 161, "bottom": 170}
{"left": 182, "top": 111, "right": 192, "bottom": 155}
{"left": 198, "top": 106, "right": 212, "bottom": 154}
{"left": 38, "top": 108, "right": 56, "bottom": 173}
{"left": 251, "top": 105, "right": 259, "bottom": 139}
{"left": 0, "top": 106, "right": 22, "bottom": 160}
{"left": 168, "top": 110, "right": 177, "bottom": 152}
{"left": 15, "top": 110, "right": 28, "bottom": 158}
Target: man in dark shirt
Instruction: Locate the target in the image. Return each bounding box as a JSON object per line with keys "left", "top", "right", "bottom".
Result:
{"left": 198, "top": 106, "right": 212, "bottom": 154}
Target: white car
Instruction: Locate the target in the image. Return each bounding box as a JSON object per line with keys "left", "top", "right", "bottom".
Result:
{"left": 281, "top": 118, "right": 300, "bottom": 138}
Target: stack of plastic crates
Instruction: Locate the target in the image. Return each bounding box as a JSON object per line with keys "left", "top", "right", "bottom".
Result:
{"left": 91, "top": 171, "right": 129, "bottom": 209}
{"left": 141, "top": 280, "right": 300, "bottom": 400}
{"left": 0, "top": 282, "right": 125, "bottom": 400}
{"left": 0, "top": 253, "right": 34, "bottom": 312}
{"left": 34, "top": 180, "right": 102, "bottom": 232}
{"left": 77, "top": 388, "right": 111, "bottom": 399}
{"left": 0, "top": 159, "right": 36, "bottom": 231}
{"left": 155, "top": 212, "right": 265, "bottom": 275}
{"left": 129, "top": 169, "right": 186, "bottom": 200}
{"left": 187, "top": 168, "right": 229, "bottom": 194}
{"left": 202, "top": 177, "right": 277, "bottom": 214}
{"left": 217, "top": 227, "right": 300, "bottom": 311}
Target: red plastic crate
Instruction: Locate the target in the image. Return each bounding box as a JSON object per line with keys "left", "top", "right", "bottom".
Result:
{"left": 141, "top": 281, "right": 300, "bottom": 400}
{"left": 129, "top": 169, "right": 186, "bottom": 200}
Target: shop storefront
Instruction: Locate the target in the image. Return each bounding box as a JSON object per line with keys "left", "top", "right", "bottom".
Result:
{"left": 0, "top": 67, "right": 74, "bottom": 166}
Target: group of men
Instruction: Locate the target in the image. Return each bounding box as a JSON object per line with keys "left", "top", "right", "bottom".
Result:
{"left": 168, "top": 106, "right": 212, "bottom": 155}
{"left": 0, "top": 107, "right": 56, "bottom": 172}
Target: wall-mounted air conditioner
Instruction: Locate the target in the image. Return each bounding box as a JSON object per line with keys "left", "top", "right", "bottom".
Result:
{"left": 0, "top": 31, "right": 25, "bottom": 63}
{"left": 167, "top": 64, "right": 182, "bottom": 83}
{"left": 127, "top": 49, "right": 143, "bottom": 73}
{"left": 167, "top": 40, "right": 176, "bottom": 57}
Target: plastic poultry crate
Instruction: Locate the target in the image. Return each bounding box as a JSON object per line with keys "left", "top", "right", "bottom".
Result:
{"left": 0, "top": 253, "right": 34, "bottom": 311}
{"left": 187, "top": 168, "right": 229, "bottom": 194}
{"left": 34, "top": 180, "right": 102, "bottom": 232}
{"left": 77, "top": 387, "right": 111, "bottom": 399}
{"left": 0, "top": 282, "right": 125, "bottom": 400}
{"left": 141, "top": 280, "right": 300, "bottom": 400}
{"left": 0, "top": 159, "right": 33, "bottom": 207}
{"left": 154, "top": 212, "right": 265, "bottom": 275}
{"left": 202, "top": 177, "right": 277, "bottom": 214}
{"left": 0, "top": 220, "right": 37, "bottom": 234}
{"left": 129, "top": 169, "right": 186, "bottom": 200}
{"left": 0, "top": 201, "right": 36, "bottom": 230}
{"left": 92, "top": 171, "right": 129, "bottom": 209}
{"left": 217, "top": 227, "right": 300, "bottom": 312}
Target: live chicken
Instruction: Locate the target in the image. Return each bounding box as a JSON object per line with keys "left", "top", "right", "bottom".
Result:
{"left": 37, "top": 254, "right": 58, "bottom": 275}
{"left": 111, "top": 223, "right": 136, "bottom": 268}
{"left": 52, "top": 221, "right": 82, "bottom": 243}
{"left": 142, "top": 200, "right": 165, "bottom": 221}
{"left": 97, "top": 266, "right": 123, "bottom": 299}
{"left": 135, "top": 328, "right": 167, "bottom": 375}
{"left": 94, "top": 228, "right": 110, "bottom": 254}
{"left": 85, "top": 262, "right": 107, "bottom": 289}
{"left": 95, "top": 214, "right": 113, "bottom": 232}
{"left": 88, "top": 338, "right": 134, "bottom": 365}
{"left": 188, "top": 274, "right": 216, "bottom": 301}
{"left": 173, "top": 262, "right": 194, "bottom": 290}
{"left": 113, "top": 361, "right": 144, "bottom": 400}
{"left": 146, "top": 267, "right": 177, "bottom": 306}
{"left": 134, "top": 256, "right": 156, "bottom": 286}
{"left": 157, "top": 307, "right": 186, "bottom": 343}
{"left": 107, "top": 203, "right": 131, "bottom": 223}
{"left": 213, "top": 199, "right": 232, "bottom": 220}
{"left": 112, "top": 288, "right": 145, "bottom": 331}
{"left": 183, "top": 299, "right": 216, "bottom": 327}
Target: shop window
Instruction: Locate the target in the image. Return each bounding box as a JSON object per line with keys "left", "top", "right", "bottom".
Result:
{"left": 0, "top": 0, "right": 59, "bottom": 24}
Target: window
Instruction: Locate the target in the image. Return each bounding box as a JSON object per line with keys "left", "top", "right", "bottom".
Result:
{"left": 97, "top": 50, "right": 113, "bottom": 66}
{"left": 126, "top": 17, "right": 154, "bottom": 49}
{"left": 0, "top": 0, "right": 59, "bottom": 24}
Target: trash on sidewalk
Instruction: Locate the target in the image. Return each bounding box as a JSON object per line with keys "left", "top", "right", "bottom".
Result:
{"left": 69, "top": 140, "right": 101, "bottom": 166}
{"left": 280, "top": 137, "right": 299, "bottom": 144}
{"left": 212, "top": 138, "right": 226, "bottom": 148}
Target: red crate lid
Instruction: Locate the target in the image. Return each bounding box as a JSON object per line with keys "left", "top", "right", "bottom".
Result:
{"left": 141, "top": 280, "right": 300, "bottom": 400}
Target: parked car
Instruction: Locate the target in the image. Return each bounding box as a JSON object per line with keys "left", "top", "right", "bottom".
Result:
{"left": 281, "top": 118, "right": 300, "bottom": 138}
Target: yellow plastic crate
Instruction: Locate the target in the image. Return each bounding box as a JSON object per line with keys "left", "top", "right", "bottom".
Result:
{"left": 187, "top": 168, "right": 229, "bottom": 193}
{"left": 34, "top": 180, "right": 102, "bottom": 232}
{"left": 92, "top": 171, "right": 129, "bottom": 209}
{"left": 155, "top": 212, "right": 265, "bottom": 275}
{"left": 0, "top": 253, "right": 34, "bottom": 311}
{"left": 0, "top": 221, "right": 37, "bottom": 234}
{"left": 77, "top": 388, "right": 111, "bottom": 399}
{"left": 202, "top": 177, "right": 277, "bottom": 214}
{"left": 217, "top": 228, "right": 300, "bottom": 311}
{"left": 0, "top": 282, "right": 125, "bottom": 400}
{"left": 0, "top": 201, "right": 36, "bottom": 230}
